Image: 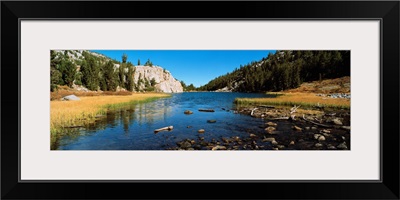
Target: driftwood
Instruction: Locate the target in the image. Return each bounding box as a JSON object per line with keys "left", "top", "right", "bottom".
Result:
{"left": 154, "top": 126, "right": 173, "bottom": 133}
{"left": 198, "top": 109, "right": 215, "bottom": 112}
{"left": 250, "top": 108, "right": 258, "bottom": 116}
{"left": 302, "top": 114, "right": 333, "bottom": 128}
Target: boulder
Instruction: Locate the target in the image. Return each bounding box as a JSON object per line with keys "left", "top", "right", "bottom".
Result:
{"left": 62, "top": 95, "right": 80, "bottom": 101}
{"left": 198, "top": 129, "right": 205, "bottom": 134}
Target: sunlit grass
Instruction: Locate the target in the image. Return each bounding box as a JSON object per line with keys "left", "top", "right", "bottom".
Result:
{"left": 234, "top": 92, "right": 350, "bottom": 109}
{"left": 50, "top": 93, "right": 170, "bottom": 136}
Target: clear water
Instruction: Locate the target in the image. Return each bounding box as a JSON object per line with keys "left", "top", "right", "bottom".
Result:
{"left": 56, "top": 92, "right": 274, "bottom": 150}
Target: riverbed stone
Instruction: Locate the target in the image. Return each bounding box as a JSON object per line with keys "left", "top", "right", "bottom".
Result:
{"left": 265, "top": 126, "right": 276, "bottom": 134}
{"left": 311, "top": 127, "right": 318, "bottom": 130}
{"left": 321, "top": 129, "right": 331, "bottom": 134}
{"left": 207, "top": 120, "right": 217, "bottom": 123}
{"left": 315, "top": 143, "right": 323, "bottom": 147}
{"left": 184, "top": 110, "right": 193, "bottom": 115}
{"left": 337, "top": 142, "right": 348, "bottom": 149}
{"left": 332, "top": 118, "right": 343, "bottom": 125}
{"left": 327, "top": 144, "right": 337, "bottom": 150}
{"left": 271, "top": 141, "right": 278, "bottom": 145}
{"left": 289, "top": 141, "right": 295, "bottom": 145}
{"left": 277, "top": 145, "right": 285, "bottom": 149}
{"left": 266, "top": 122, "right": 278, "bottom": 126}
{"left": 318, "top": 136, "right": 326, "bottom": 141}
{"left": 212, "top": 145, "right": 227, "bottom": 150}
{"left": 305, "top": 127, "right": 310, "bottom": 130}
{"left": 198, "top": 129, "right": 205, "bottom": 133}
{"left": 314, "top": 134, "right": 323, "bottom": 140}
{"left": 262, "top": 137, "right": 276, "bottom": 142}
{"left": 250, "top": 134, "right": 257, "bottom": 138}
{"left": 180, "top": 141, "right": 192, "bottom": 149}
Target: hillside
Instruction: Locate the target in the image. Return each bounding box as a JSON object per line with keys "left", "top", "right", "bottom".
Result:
{"left": 50, "top": 50, "right": 182, "bottom": 93}
{"left": 198, "top": 50, "right": 350, "bottom": 92}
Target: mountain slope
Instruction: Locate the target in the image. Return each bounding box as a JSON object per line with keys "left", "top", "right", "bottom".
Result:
{"left": 198, "top": 50, "right": 350, "bottom": 92}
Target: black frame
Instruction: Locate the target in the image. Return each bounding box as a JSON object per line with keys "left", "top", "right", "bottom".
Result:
{"left": 2, "top": 1, "right": 399, "bottom": 199}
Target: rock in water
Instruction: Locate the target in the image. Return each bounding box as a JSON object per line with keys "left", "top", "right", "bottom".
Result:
{"left": 198, "top": 129, "right": 205, "bottom": 133}
{"left": 318, "top": 136, "right": 326, "bottom": 141}
{"left": 62, "top": 95, "right": 80, "bottom": 101}
{"left": 266, "top": 122, "right": 278, "bottom": 126}
{"left": 292, "top": 125, "right": 302, "bottom": 131}
{"left": 184, "top": 110, "right": 193, "bottom": 114}
{"left": 250, "top": 134, "right": 257, "bottom": 138}
{"left": 212, "top": 145, "right": 227, "bottom": 150}
{"left": 262, "top": 137, "right": 276, "bottom": 142}
{"left": 337, "top": 142, "right": 348, "bottom": 149}
{"left": 332, "top": 118, "right": 343, "bottom": 125}
{"left": 265, "top": 127, "right": 276, "bottom": 134}
{"left": 207, "top": 120, "right": 217, "bottom": 123}
{"left": 315, "top": 143, "right": 323, "bottom": 147}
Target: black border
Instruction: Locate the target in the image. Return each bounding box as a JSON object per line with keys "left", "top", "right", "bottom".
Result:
{"left": 2, "top": 1, "right": 399, "bottom": 199}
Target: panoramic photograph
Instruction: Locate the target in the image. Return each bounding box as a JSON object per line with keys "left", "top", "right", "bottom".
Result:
{"left": 50, "top": 50, "right": 350, "bottom": 150}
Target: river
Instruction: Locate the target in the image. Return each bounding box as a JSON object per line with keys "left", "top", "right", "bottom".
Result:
{"left": 56, "top": 92, "right": 274, "bottom": 150}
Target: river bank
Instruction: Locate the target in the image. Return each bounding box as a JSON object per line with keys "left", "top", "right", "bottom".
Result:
{"left": 169, "top": 105, "right": 350, "bottom": 150}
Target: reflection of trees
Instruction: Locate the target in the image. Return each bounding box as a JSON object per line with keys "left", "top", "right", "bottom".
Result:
{"left": 56, "top": 99, "right": 174, "bottom": 149}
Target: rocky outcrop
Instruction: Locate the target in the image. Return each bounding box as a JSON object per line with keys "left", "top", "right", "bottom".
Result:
{"left": 133, "top": 65, "right": 183, "bottom": 93}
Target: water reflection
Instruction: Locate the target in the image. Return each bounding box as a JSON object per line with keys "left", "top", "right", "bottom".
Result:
{"left": 56, "top": 92, "right": 270, "bottom": 150}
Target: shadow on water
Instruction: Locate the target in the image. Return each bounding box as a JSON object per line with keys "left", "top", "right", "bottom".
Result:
{"left": 55, "top": 92, "right": 273, "bottom": 150}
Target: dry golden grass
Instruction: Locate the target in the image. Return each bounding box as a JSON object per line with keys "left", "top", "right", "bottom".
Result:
{"left": 286, "top": 76, "right": 350, "bottom": 94}
{"left": 50, "top": 93, "right": 170, "bottom": 131}
{"left": 235, "top": 92, "right": 350, "bottom": 109}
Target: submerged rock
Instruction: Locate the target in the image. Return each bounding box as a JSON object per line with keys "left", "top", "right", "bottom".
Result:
{"left": 266, "top": 122, "right": 278, "bottom": 126}
{"left": 184, "top": 110, "right": 193, "bottom": 115}
{"left": 315, "top": 143, "right": 323, "bottom": 147}
{"left": 198, "top": 129, "right": 205, "bottom": 133}
{"left": 207, "top": 120, "right": 217, "bottom": 123}
{"left": 337, "top": 142, "right": 348, "bottom": 150}
{"left": 265, "top": 127, "right": 276, "bottom": 134}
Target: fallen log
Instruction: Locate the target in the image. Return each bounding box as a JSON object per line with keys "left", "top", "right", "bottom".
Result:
{"left": 258, "top": 105, "right": 275, "bottom": 108}
{"left": 154, "top": 126, "right": 173, "bottom": 133}
{"left": 302, "top": 114, "right": 333, "bottom": 128}
{"left": 198, "top": 109, "right": 215, "bottom": 112}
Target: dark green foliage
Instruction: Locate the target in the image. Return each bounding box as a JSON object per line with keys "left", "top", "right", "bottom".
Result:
{"left": 74, "top": 72, "right": 83, "bottom": 86}
{"left": 144, "top": 59, "right": 153, "bottom": 67}
{"left": 80, "top": 52, "right": 100, "bottom": 91}
{"left": 198, "top": 50, "right": 350, "bottom": 92}
{"left": 122, "top": 53, "right": 128, "bottom": 63}
{"left": 104, "top": 60, "right": 118, "bottom": 91}
{"left": 138, "top": 59, "right": 141, "bottom": 65}
{"left": 126, "top": 63, "right": 135, "bottom": 91}
{"left": 150, "top": 78, "right": 157, "bottom": 87}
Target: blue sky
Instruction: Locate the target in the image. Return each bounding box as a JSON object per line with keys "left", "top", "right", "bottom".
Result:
{"left": 92, "top": 50, "right": 276, "bottom": 87}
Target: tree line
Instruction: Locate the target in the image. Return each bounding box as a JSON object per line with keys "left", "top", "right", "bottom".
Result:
{"left": 50, "top": 50, "right": 158, "bottom": 92}
{"left": 198, "top": 50, "right": 350, "bottom": 92}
